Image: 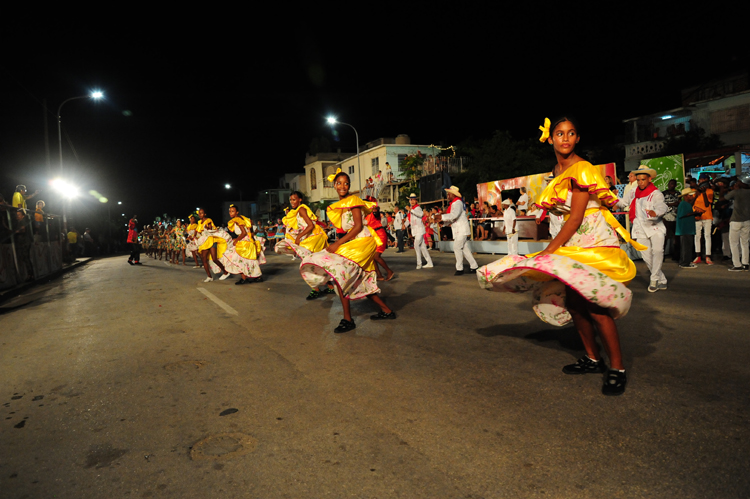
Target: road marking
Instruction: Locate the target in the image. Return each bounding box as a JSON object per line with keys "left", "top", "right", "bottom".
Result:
{"left": 197, "top": 288, "right": 238, "bottom": 315}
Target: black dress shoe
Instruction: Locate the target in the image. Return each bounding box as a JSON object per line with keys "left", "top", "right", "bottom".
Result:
{"left": 454, "top": 270, "right": 464, "bottom": 276}
{"left": 466, "top": 268, "right": 477, "bottom": 274}
{"left": 235, "top": 279, "right": 247, "bottom": 285}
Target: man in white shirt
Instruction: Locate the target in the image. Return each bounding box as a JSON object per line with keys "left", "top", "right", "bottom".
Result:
{"left": 502, "top": 199, "right": 518, "bottom": 255}
{"left": 620, "top": 165, "right": 668, "bottom": 292}
{"left": 516, "top": 188, "right": 529, "bottom": 215}
{"left": 393, "top": 208, "right": 406, "bottom": 253}
{"left": 405, "top": 193, "right": 433, "bottom": 269}
{"left": 437, "top": 186, "right": 478, "bottom": 275}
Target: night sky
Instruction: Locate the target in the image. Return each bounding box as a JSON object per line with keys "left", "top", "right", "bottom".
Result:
{"left": 1, "top": 8, "right": 742, "bottom": 232}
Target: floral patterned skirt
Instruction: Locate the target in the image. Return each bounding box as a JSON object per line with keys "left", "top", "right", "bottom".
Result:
{"left": 275, "top": 231, "right": 327, "bottom": 258}
{"left": 477, "top": 253, "right": 633, "bottom": 326}
{"left": 299, "top": 238, "right": 379, "bottom": 300}
{"left": 209, "top": 237, "right": 266, "bottom": 278}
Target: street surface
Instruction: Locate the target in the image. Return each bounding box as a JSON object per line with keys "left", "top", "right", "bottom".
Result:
{"left": 1, "top": 249, "right": 749, "bottom": 498}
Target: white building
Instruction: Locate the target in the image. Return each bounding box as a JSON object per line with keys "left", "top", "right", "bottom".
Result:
{"left": 623, "top": 73, "right": 750, "bottom": 173}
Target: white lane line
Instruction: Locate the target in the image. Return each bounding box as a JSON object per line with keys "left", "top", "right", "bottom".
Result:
{"left": 197, "top": 287, "right": 238, "bottom": 316}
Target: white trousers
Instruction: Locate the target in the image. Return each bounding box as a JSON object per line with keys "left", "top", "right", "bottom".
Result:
{"left": 695, "top": 219, "right": 712, "bottom": 257}
{"left": 414, "top": 232, "right": 433, "bottom": 267}
{"left": 637, "top": 233, "right": 667, "bottom": 284}
{"left": 453, "top": 234, "right": 478, "bottom": 271}
{"left": 730, "top": 220, "right": 750, "bottom": 267}
{"left": 507, "top": 233, "right": 518, "bottom": 255}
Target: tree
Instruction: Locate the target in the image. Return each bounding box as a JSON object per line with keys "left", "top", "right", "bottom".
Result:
{"left": 656, "top": 126, "right": 724, "bottom": 157}
{"left": 451, "top": 131, "right": 554, "bottom": 200}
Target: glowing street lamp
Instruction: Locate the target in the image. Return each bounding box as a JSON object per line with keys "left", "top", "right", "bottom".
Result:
{"left": 225, "top": 183, "right": 244, "bottom": 205}
{"left": 56, "top": 90, "right": 104, "bottom": 232}
{"left": 326, "top": 117, "right": 361, "bottom": 193}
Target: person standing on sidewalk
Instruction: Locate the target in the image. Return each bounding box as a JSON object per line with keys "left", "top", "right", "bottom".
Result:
{"left": 393, "top": 207, "right": 406, "bottom": 253}
{"left": 625, "top": 165, "right": 668, "bottom": 293}
{"left": 127, "top": 216, "right": 141, "bottom": 265}
{"left": 725, "top": 173, "right": 750, "bottom": 271}
{"left": 676, "top": 188, "right": 698, "bottom": 268}
{"left": 405, "top": 193, "right": 433, "bottom": 270}
{"left": 436, "top": 186, "right": 478, "bottom": 275}
{"left": 693, "top": 175, "right": 714, "bottom": 265}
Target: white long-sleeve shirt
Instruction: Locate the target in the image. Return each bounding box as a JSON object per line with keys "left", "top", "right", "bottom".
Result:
{"left": 407, "top": 205, "right": 426, "bottom": 236}
{"left": 441, "top": 198, "right": 470, "bottom": 238}
{"left": 630, "top": 189, "right": 668, "bottom": 238}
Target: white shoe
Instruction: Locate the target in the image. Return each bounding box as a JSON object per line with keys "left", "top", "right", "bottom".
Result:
{"left": 192, "top": 266, "right": 201, "bottom": 269}
{"left": 203, "top": 277, "right": 213, "bottom": 283}
{"left": 423, "top": 263, "right": 434, "bottom": 268}
{"left": 219, "top": 273, "right": 230, "bottom": 280}
{"left": 416, "top": 266, "right": 422, "bottom": 270}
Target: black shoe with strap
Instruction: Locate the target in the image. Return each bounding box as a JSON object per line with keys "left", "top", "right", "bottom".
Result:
{"left": 562, "top": 356, "right": 607, "bottom": 375}
{"left": 370, "top": 311, "right": 396, "bottom": 321}
{"left": 334, "top": 319, "right": 356, "bottom": 333}
{"left": 307, "top": 289, "right": 322, "bottom": 300}
{"left": 602, "top": 369, "right": 627, "bottom": 396}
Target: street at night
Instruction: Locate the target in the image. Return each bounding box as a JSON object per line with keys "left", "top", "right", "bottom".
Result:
{"left": 1, "top": 251, "right": 748, "bottom": 498}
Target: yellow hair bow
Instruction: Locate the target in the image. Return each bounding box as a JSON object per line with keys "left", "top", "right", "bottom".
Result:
{"left": 327, "top": 168, "right": 342, "bottom": 183}
{"left": 538, "top": 117, "right": 551, "bottom": 143}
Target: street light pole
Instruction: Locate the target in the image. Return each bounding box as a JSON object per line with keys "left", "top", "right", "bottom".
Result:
{"left": 326, "top": 117, "right": 361, "bottom": 193}
{"left": 57, "top": 91, "right": 103, "bottom": 233}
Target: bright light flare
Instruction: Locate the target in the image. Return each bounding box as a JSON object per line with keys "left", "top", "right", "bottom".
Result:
{"left": 326, "top": 117, "right": 337, "bottom": 124}
{"left": 225, "top": 184, "right": 231, "bottom": 189}
{"left": 91, "top": 91, "right": 104, "bottom": 99}
{"left": 88, "top": 189, "right": 108, "bottom": 203}
{"left": 51, "top": 179, "right": 79, "bottom": 199}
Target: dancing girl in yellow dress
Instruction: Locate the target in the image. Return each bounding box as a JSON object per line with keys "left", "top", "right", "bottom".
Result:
{"left": 300, "top": 171, "right": 395, "bottom": 333}
{"left": 477, "top": 117, "right": 646, "bottom": 396}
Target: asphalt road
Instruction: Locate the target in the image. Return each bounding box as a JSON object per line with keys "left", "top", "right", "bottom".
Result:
{"left": 1, "top": 248, "right": 748, "bottom": 498}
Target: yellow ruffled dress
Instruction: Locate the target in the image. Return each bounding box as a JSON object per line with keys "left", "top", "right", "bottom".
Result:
{"left": 213, "top": 215, "right": 265, "bottom": 277}
{"left": 195, "top": 218, "right": 228, "bottom": 260}
{"left": 477, "top": 161, "right": 644, "bottom": 326}
{"left": 274, "top": 204, "right": 328, "bottom": 257}
{"left": 299, "top": 195, "right": 382, "bottom": 300}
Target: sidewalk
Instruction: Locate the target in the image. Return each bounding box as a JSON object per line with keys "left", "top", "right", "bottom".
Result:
{"left": 0, "top": 257, "right": 92, "bottom": 304}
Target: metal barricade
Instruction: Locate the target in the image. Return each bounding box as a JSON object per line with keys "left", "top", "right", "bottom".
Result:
{"left": 0, "top": 206, "right": 64, "bottom": 290}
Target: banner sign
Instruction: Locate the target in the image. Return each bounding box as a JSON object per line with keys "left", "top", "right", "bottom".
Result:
{"left": 476, "top": 163, "right": 617, "bottom": 208}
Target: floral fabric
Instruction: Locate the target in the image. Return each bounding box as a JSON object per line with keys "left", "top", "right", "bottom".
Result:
{"left": 300, "top": 195, "right": 379, "bottom": 300}
{"left": 478, "top": 162, "right": 635, "bottom": 326}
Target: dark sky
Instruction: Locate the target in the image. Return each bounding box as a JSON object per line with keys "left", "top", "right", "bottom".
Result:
{"left": 1, "top": 8, "right": 742, "bottom": 228}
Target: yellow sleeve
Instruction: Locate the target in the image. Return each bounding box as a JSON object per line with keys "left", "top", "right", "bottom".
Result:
{"left": 536, "top": 162, "right": 618, "bottom": 209}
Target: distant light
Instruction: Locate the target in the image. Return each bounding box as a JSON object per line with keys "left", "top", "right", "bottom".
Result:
{"left": 118, "top": 201, "right": 122, "bottom": 205}
{"left": 121, "top": 213, "right": 125, "bottom": 216}
{"left": 91, "top": 91, "right": 104, "bottom": 99}
{"left": 661, "top": 115, "right": 673, "bottom": 120}
{"left": 326, "top": 117, "right": 337, "bottom": 124}
{"left": 225, "top": 184, "right": 231, "bottom": 189}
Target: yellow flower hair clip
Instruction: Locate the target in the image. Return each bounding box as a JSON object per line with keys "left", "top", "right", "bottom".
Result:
{"left": 327, "top": 168, "right": 342, "bottom": 183}
{"left": 538, "top": 117, "right": 551, "bottom": 143}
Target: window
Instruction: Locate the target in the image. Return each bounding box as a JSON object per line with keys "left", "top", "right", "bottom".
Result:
{"left": 397, "top": 154, "right": 408, "bottom": 168}
{"left": 371, "top": 157, "right": 379, "bottom": 175}
{"left": 348, "top": 165, "right": 355, "bottom": 174}
{"left": 310, "top": 169, "right": 317, "bottom": 190}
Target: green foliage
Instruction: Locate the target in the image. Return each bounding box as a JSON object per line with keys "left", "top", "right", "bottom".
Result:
{"left": 399, "top": 154, "right": 424, "bottom": 187}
